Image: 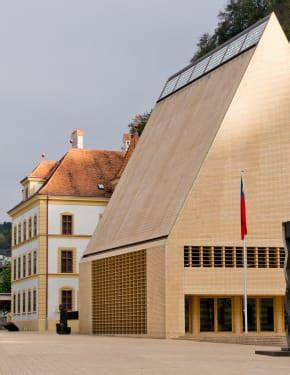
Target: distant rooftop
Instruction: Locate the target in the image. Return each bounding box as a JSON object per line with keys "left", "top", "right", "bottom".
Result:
{"left": 158, "top": 16, "right": 269, "bottom": 101}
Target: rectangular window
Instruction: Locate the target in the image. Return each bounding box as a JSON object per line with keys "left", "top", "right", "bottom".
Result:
{"left": 225, "top": 247, "right": 233, "bottom": 267}
{"left": 25, "top": 186, "right": 29, "bottom": 199}
{"left": 33, "top": 290, "right": 37, "bottom": 312}
{"left": 18, "top": 257, "right": 21, "bottom": 279}
{"left": 28, "top": 290, "right": 31, "bottom": 313}
{"left": 17, "top": 292, "right": 21, "bottom": 314}
{"left": 62, "top": 215, "right": 73, "bottom": 235}
{"left": 13, "top": 294, "right": 16, "bottom": 314}
{"left": 260, "top": 298, "right": 274, "bottom": 331}
{"left": 28, "top": 218, "right": 32, "bottom": 240}
{"left": 22, "top": 290, "right": 26, "bottom": 313}
{"left": 33, "top": 251, "right": 37, "bottom": 274}
{"left": 214, "top": 247, "right": 223, "bottom": 267}
{"left": 23, "top": 221, "right": 27, "bottom": 241}
{"left": 23, "top": 255, "right": 26, "bottom": 278}
{"left": 61, "top": 290, "right": 73, "bottom": 311}
{"left": 28, "top": 253, "right": 32, "bottom": 276}
{"left": 13, "top": 259, "right": 17, "bottom": 280}
{"left": 33, "top": 215, "right": 37, "bottom": 237}
{"left": 217, "top": 298, "right": 232, "bottom": 332}
{"left": 202, "top": 247, "right": 212, "bottom": 267}
{"left": 61, "top": 250, "right": 73, "bottom": 273}
{"left": 14, "top": 226, "right": 17, "bottom": 246}
{"left": 18, "top": 224, "right": 21, "bottom": 244}
{"left": 200, "top": 298, "right": 214, "bottom": 332}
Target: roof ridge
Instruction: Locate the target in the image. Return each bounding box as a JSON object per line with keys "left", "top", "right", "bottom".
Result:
{"left": 68, "top": 148, "right": 123, "bottom": 153}
{"left": 115, "top": 133, "right": 139, "bottom": 179}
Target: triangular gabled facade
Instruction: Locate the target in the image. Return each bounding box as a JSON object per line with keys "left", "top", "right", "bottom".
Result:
{"left": 80, "top": 14, "right": 290, "bottom": 342}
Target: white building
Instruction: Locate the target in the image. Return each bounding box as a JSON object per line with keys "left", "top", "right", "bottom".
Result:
{"left": 8, "top": 129, "right": 124, "bottom": 331}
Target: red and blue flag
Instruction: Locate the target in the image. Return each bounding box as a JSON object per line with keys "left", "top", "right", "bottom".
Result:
{"left": 240, "top": 177, "right": 247, "bottom": 240}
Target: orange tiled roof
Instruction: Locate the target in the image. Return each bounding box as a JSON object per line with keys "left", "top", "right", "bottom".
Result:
{"left": 123, "top": 133, "right": 131, "bottom": 142}
{"left": 116, "top": 133, "right": 139, "bottom": 179}
{"left": 25, "top": 160, "right": 57, "bottom": 181}
{"left": 38, "top": 149, "right": 123, "bottom": 198}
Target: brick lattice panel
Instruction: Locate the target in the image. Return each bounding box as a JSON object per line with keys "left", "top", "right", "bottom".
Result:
{"left": 92, "top": 250, "right": 147, "bottom": 334}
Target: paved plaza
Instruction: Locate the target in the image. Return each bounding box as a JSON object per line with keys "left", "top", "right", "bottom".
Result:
{"left": 0, "top": 332, "right": 289, "bottom": 374}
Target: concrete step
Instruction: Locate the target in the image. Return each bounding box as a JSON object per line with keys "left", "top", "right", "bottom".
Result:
{"left": 179, "top": 335, "right": 287, "bottom": 347}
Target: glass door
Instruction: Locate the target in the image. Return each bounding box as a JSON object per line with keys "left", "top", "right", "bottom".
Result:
{"left": 217, "top": 298, "right": 232, "bottom": 332}
{"left": 260, "top": 298, "right": 274, "bottom": 331}
{"left": 200, "top": 298, "right": 214, "bottom": 332}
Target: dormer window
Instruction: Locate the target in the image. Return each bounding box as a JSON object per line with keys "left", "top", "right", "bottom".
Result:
{"left": 33, "top": 215, "right": 37, "bottom": 237}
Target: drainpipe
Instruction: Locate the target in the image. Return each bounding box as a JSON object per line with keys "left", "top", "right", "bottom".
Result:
{"left": 46, "top": 196, "right": 49, "bottom": 330}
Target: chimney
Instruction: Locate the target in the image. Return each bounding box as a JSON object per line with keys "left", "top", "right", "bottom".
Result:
{"left": 71, "top": 129, "right": 84, "bottom": 149}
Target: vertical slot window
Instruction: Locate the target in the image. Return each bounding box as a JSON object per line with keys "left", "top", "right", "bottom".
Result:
{"left": 225, "top": 247, "right": 233, "bottom": 267}
{"left": 184, "top": 246, "right": 190, "bottom": 267}
{"left": 214, "top": 247, "right": 223, "bottom": 267}
{"left": 247, "top": 248, "right": 256, "bottom": 268}
{"left": 191, "top": 247, "right": 201, "bottom": 267}
{"left": 269, "top": 248, "right": 278, "bottom": 268}
{"left": 258, "top": 248, "right": 267, "bottom": 268}
{"left": 202, "top": 247, "right": 212, "bottom": 267}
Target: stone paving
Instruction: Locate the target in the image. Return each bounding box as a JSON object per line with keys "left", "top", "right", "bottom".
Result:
{"left": 0, "top": 331, "right": 289, "bottom": 375}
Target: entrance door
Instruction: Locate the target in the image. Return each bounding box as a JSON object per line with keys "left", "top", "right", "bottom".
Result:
{"left": 242, "top": 297, "right": 274, "bottom": 332}
{"left": 200, "top": 298, "right": 214, "bottom": 332}
{"left": 200, "top": 297, "right": 233, "bottom": 332}
{"left": 260, "top": 298, "right": 274, "bottom": 331}
{"left": 217, "top": 298, "right": 232, "bottom": 332}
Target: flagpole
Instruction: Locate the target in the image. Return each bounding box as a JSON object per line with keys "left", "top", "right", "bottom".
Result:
{"left": 243, "top": 234, "right": 248, "bottom": 334}
{"left": 241, "top": 171, "right": 248, "bottom": 334}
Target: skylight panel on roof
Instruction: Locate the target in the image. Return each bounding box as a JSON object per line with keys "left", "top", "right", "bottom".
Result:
{"left": 240, "top": 22, "right": 267, "bottom": 52}
{"left": 158, "top": 17, "right": 269, "bottom": 101}
{"left": 190, "top": 56, "right": 210, "bottom": 81}
{"left": 222, "top": 34, "right": 247, "bottom": 63}
{"left": 205, "top": 46, "right": 228, "bottom": 72}
{"left": 160, "top": 75, "right": 179, "bottom": 98}
{"left": 174, "top": 66, "right": 194, "bottom": 90}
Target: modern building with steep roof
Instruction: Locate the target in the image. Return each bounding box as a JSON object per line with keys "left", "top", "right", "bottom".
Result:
{"left": 79, "top": 14, "right": 290, "bottom": 344}
{"left": 8, "top": 129, "right": 123, "bottom": 331}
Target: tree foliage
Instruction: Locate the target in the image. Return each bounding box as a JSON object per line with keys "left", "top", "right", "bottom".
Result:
{"left": 0, "top": 263, "right": 11, "bottom": 293}
{"left": 128, "top": 112, "right": 152, "bottom": 136}
{"left": 191, "top": 0, "right": 290, "bottom": 62}
{"left": 0, "top": 222, "right": 11, "bottom": 249}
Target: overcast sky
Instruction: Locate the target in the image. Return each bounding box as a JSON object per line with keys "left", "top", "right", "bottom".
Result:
{"left": 0, "top": 0, "right": 225, "bottom": 221}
